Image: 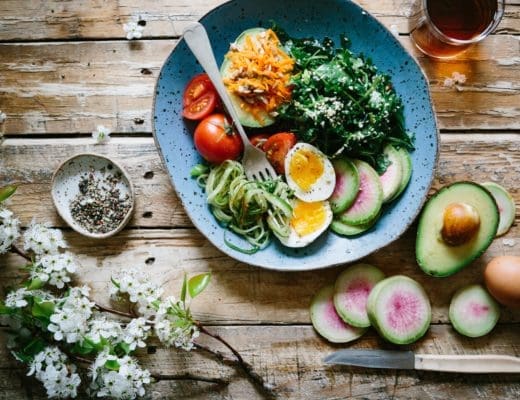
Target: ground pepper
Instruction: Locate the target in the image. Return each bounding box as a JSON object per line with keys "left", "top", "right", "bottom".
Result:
{"left": 70, "top": 165, "right": 132, "bottom": 234}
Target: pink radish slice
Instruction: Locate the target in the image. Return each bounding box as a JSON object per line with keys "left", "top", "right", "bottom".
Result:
{"left": 367, "top": 276, "right": 431, "bottom": 345}
{"left": 449, "top": 284, "right": 500, "bottom": 338}
{"left": 338, "top": 160, "right": 383, "bottom": 226}
{"left": 333, "top": 264, "right": 385, "bottom": 328}
{"left": 379, "top": 145, "right": 403, "bottom": 203}
{"left": 310, "top": 285, "right": 367, "bottom": 343}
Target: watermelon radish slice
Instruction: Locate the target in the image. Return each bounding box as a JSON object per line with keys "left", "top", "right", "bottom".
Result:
{"left": 449, "top": 284, "right": 500, "bottom": 338}
{"left": 367, "top": 276, "right": 431, "bottom": 345}
{"left": 310, "top": 285, "right": 367, "bottom": 343}
{"left": 333, "top": 264, "right": 385, "bottom": 328}
{"left": 481, "top": 182, "right": 516, "bottom": 236}
{"left": 389, "top": 148, "right": 413, "bottom": 202}
{"left": 380, "top": 145, "right": 403, "bottom": 203}
{"left": 331, "top": 215, "right": 378, "bottom": 237}
{"left": 337, "top": 160, "right": 383, "bottom": 226}
{"left": 330, "top": 158, "right": 360, "bottom": 214}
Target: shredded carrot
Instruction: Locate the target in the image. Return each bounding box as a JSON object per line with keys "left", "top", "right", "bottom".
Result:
{"left": 223, "top": 29, "right": 294, "bottom": 122}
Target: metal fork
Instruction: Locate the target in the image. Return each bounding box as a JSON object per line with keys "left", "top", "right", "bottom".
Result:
{"left": 183, "top": 22, "right": 277, "bottom": 182}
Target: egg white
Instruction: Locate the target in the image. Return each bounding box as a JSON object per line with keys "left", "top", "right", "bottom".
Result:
{"left": 284, "top": 142, "right": 336, "bottom": 202}
{"left": 275, "top": 199, "right": 333, "bottom": 248}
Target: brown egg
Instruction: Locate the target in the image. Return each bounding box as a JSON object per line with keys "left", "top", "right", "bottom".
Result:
{"left": 484, "top": 256, "right": 520, "bottom": 308}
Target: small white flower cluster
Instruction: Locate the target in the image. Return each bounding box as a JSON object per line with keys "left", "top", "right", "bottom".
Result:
{"left": 123, "top": 317, "right": 151, "bottom": 351}
{"left": 87, "top": 315, "right": 124, "bottom": 344}
{"left": 444, "top": 71, "right": 467, "bottom": 88}
{"left": 123, "top": 16, "right": 145, "bottom": 40}
{"left": 154, "top": 296, "right": 199, "bottom": 351}
{"left": 28, "top": 346, "right": 81, "bottom": 399}
{"left": 31, "top": 252, "right": 78, "bottom": 289}
{"left": 111, "top": 268, "right": 163, "bottom": 317}
{"left": 91, "top": 350, "right": 151, "bottom": 399}
{"left": 48, "top": 286, "right": 94, "bottom": 343}
{"left": 5, "top": 287, "right": 30, "bottom": 308}
{"left": 0, "top": 207, "right": 20, "bottom": 254}
{"left": 0, "top": 110, "right": 6, "bottom": 123}
{"left": 23, "top": 220, "right": 67, "bottom": 256}
{"left": 91, "top": 124, "right": 111, "bottom": 144}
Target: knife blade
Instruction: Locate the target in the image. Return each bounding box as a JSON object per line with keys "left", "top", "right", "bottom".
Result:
{"left": 324, "top": 349, "right": 520, "bottom": 373}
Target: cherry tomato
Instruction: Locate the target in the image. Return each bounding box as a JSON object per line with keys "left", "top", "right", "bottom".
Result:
{"left": 194, "top": 114, "right": 243, "bottom": 164}
{"left": 182, "top": 74, "right": 218, "bottom": 120}
{"left": 249, "top": 133, "right": 271, "bottom": 149}
{"left": 263, "top": 132, "right": 297, "bottom": 174}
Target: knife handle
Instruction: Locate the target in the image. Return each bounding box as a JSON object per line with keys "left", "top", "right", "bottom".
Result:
{"left": 415, "top": 354, "right": 520, "bottom": 373}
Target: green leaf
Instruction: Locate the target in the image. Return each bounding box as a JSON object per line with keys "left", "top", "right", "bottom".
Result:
{"left": 23, "top": 338, "right": 46, "bottom": 358}
{"left": 104, "top": 359, "right": 120, "bottom": 371}
{"left": 26, "top": 278, "right": 44, "bottom": 290}
{"left": 180, "top": 273, "right": 187, "bottom": 303}
{"left": 111, "top": 277, "right": 120, "bottom": 289}
{"left": 188, "top": 273, "right": 211, "bottom": 299}
{"left": 117, "top": 341, "right": 132, "bottom": 355}
{"left": 0, "top": 185, "right": 17, "bottom": 203}
{"left": 31, "top": 299, "right": 55, "bottom": 319}
{"left": 72, "top": 338, "right": 96, "bottom": 355}
{"left": 0, "top": 303, "right": 14, "bottom": 315}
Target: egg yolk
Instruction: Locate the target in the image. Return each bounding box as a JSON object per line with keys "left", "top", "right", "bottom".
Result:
{"left": 289, "top": 148, "right": 324, "bottom": 191}
{"left": 291, "top": 200, "right": 327, "bottom": 237}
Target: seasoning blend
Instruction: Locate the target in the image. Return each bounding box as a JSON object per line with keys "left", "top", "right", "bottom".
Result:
{"left": 51, "top": 154, "right": 134, "bottom": 239}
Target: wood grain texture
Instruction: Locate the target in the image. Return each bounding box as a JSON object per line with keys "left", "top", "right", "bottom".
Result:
{"left": 1, "top": 135, "right": 519, "bottom": 228}
{"left": 0, "top": 325, "right": 519, "bottom": 399}
{"left": 0, "top": 38, "right": 518, "bottom": 134}
{"left": 0, "top": 0, "right": 517, "bottom": 41}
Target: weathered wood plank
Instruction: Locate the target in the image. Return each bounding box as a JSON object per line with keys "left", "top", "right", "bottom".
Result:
{"left": 0, "top": 0, "right": 517, "bottom": 41}
{"left": 1, "top": 225, "right": 519, "bottom": 325}
{"left": 0, "top": 325, "right": 519, "bottom": 399}
{"left": 2, "top": 135, "right": 519, "bottom": 229}
{"left": 0, "top": 36, "right": 518, "bottom": 134}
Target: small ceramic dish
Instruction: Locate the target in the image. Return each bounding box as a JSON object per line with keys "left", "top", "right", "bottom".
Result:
{"left": 51, "top": 153, "right": 134, "bottom": 239}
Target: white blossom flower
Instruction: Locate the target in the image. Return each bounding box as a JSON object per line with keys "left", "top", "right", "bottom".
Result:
{"left": 90, "top": 350, "right": 151, "bottom": 399}
{"left": 443, "top": 77, "right": 455, "bottom": 87}
{"left": 28, "top": 346, "right": 81, "bottom": 399}
{"left": 0, "top": 110, "right": 6, "bottom": 123}
{"left": 92, "top": 124, "right": 111, "bottom": 143}
{"left": 452, "top": 71, "right": 467, "bottom": 84}
{"left": 5, "top": 287, "right": 30, "bottom": 308}
{"left": 31, "top": 252, "right": 78, "bottom": 289}
{"left": 111, "top": 268, "right": 163, "bottom": 318}
{"left": 0, "top": 207, "right": 20, "bottom": 254}
{"left": 154, "top": 296, "right": 199, "bottom": 351}
{"left": 47, "top": 286, "right": 94, "bottom": 343}
{"left": 86, "top": 315, "right": 123, "bottom": 344}
{"left": 123, "top": 20, "right": 144, "bottom": 40}
{"left": 122, "top": 318, "right": 150, "bottom": 351}
{"left": 23, "top": 220, "right": 67, "bottom": 256}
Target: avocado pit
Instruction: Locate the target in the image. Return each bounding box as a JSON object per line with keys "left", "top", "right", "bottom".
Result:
{"left": 441, "top": 202, "right": 480, "bottom": 246}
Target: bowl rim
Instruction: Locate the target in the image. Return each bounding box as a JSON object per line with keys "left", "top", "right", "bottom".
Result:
{"left": 151, "top": 0, "right": 440, "bottom": 271}
{"left": 50, "top": 152, "right": 135, "bottom": 239}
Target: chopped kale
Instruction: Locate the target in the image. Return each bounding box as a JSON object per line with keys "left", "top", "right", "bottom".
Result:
{"left": 274, "top": 28, "right": 414, "bottom": 173}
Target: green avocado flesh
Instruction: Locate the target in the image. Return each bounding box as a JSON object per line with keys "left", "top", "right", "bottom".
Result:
{"left": 416, "top": 182, "right": 499, "bottom": 277}
{"left": 220, "top": 28, "right": 275, "bottom": 128}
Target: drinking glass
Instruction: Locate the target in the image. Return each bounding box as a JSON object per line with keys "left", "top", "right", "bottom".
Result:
{"left": 411, "top": 0, "right": 505, "bottom": 59}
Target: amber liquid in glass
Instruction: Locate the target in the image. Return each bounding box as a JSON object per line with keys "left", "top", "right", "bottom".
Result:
{"left": 412, "top": 0, "right": 498, "bottom": 58}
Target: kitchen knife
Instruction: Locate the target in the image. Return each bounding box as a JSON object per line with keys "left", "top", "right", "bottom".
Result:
{"left": 324, "top": 349, "right": 520, "bottom": 373}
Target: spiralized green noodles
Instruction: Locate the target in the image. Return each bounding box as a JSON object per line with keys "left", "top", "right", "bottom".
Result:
{"left": 192, "top": 160, "right": 293, "bottom": 253}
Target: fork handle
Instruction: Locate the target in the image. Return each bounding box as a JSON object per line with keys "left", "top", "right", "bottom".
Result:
{"left": 183, "top": 22, "right": 250, "bottom": 145}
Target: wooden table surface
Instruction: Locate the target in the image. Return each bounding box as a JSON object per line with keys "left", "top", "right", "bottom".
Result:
{"left": 1, "top": 1, "right": 519, "bottom": 399}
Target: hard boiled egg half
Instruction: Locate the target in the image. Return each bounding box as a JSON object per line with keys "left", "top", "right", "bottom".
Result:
{"left": 284, "top": 142, "right": 336, "bottom": 202}
{"left": 275, "top": 198, "right": 333, "bottom": 248}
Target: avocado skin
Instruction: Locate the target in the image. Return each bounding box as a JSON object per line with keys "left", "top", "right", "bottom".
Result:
{"left": 415, "top": 181, "right": 499, "bottom": 277}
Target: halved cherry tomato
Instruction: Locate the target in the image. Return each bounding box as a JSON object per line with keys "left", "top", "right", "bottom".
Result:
{"left": 182, "top": 74, "right": 218, "bottom": 120}
{"left": 263, "top": 132, "right": 297, "bottom": 174}
{"left": 249, "top": 133, "right": 271, "bottom": 149}
{"left": 194, "top": 114, "right": 243, "bottom": 164}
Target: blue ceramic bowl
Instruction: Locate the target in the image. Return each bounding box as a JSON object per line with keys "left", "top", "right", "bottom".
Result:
{"left": 153, "top": 0, "right": 439, "bottom": 271}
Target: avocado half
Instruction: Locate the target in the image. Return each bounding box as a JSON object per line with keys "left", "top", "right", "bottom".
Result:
{"left": 416, "top": 181, "right": 499, "bottom": 277}
{"left": 220, "top": 27, "right": 276, "bottom": 128}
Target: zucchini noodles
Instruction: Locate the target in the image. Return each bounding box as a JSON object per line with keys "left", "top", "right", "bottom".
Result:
{"left": 192, "top": 160, "right": 294, "bottom": 253}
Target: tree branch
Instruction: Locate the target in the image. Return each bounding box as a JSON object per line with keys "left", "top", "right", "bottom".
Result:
{"left": 94, "top": 302, "right": 136, "bottom": 319}
{"left": 151, "top": 373, "right": 228, "bottom": 386}
{"left": 10, "top": 244, "right": 31, "bottom": 261}
{"left": 196, "top": 324, "right": 277, "bottom": 399}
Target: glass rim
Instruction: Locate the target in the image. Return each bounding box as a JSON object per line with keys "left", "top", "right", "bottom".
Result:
{"left": 422, "top": 0, "right": 505, "bottom": 45}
